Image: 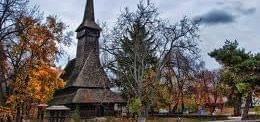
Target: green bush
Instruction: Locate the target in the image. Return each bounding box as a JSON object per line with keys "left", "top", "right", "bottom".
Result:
{"left": 254, "top": 106, "right": 260, "bottom": 115}
{"left": 128, "top": 98, "right": 142, "bottom": 117}
{"left": 72, "top": 106, "right": 80, "bottom": 122}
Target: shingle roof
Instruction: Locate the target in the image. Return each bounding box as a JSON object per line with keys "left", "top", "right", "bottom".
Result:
{"left": 51, "top": 88, "right": 125, "bottom": 105}
{"left": 64, "top": 51, "right": 110, "bottom": 88}
{"left": 51, "top": 0, "right": 125, "bottom": 106}
{"left": 60, "top": 59, "right": 76, "bottom": 81}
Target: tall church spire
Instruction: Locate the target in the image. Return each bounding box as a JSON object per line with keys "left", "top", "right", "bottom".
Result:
{"left": 83, "top": 0, "right": 95, "bottom": 22}
{"left": 76, "top": 0, "right": 101, "bottom": 31}
{"left": 51, "top": 0, "right": 125, "bottom": 116}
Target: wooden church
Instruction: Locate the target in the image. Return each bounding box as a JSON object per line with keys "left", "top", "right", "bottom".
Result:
{"left": 51, "top": 0, "right": 125, "bottom": 117}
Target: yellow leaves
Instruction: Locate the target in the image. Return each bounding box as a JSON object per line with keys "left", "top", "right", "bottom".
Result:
{"left": 7, "top": 65, "right": 65, "bottom": 106}
{"left": 142, "top": 68, "right": 175, "bottom": 109}
{"left": 28, "top": 65, "right": 65, "bottom": 103}
{"left": 154, "top": 85, "right": 174, "bottom": 109}
{"left": 0, "top": 106, "right": 16, "bottom": 121}
{"left": 6, "top": 16, "right": 68, "bottom": 106}
{"left": 143, "top": 68, "right": 158, "bottom": 89}
{"left": 6, "top": 95, "right": 16, "bottom": 105}
{"left": 14, "top": 16, "right": 67, "bottom": 66}
{"left": 2, "top": 14, "right": 70, "bottom": 120}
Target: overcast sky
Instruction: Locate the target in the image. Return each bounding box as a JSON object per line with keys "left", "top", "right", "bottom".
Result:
{"left": 31, "top": 0, "right": 260, "bottom": 69}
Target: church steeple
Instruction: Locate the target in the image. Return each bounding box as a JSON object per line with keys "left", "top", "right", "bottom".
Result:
{"left": 83, "top": 0, "right": 95, "bottom": 22}
{"left": 76, "top": 0, "right": 101, "bottom": 31}
{"left": 51, "top": 0, "right": 125, "bottom": 116}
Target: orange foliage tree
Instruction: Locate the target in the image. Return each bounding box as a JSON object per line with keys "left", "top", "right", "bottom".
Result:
{"left": 193, "top": 70, "right": 227, "bottom": 114}
{"left": 2, "top": 15, "right": 71, "bottom": 121}
{"left": 0, "top": 106, "right": 16, "bottom": 121}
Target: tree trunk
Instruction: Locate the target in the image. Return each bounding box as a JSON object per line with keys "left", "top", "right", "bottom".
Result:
{"left": 16, "top": 102, "right": 26, "bottom": 122}
{"left": 16, "top": 106, "right": 21, "bottom": 122}
{"left": 144, "top": 104, "right": 150, "bottom": 118}
{"left": 0, "top": 83, "right": 3, "bottom": 105}
{"left": 181, "top": 90, "right": 185, "bottom": 114}
{"left": 233, "top": 93, "right": 242, "bottom": 116}
{"left": 181, "top": 102, "right": 185, "bottom": 114}
{"left": 242, "top": 91, "right": 252, "bottom": 120}
{"left": 168, "top": 105, "right": 171, "bottom": 115}
{"left": 172, "top": 102, "right": 178, "bottom": 113}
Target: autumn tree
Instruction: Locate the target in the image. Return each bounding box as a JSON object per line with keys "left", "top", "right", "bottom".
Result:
{"left": 163, "top": 48, "right": 202, "bottom": 113}
{"left": 0, "top": 106, "right": 15, "bottom": 121}
{"left": 193, "top": 70, "right": 228, "bottom": 114}
{"left": 102, "top": 0, "right": 200, "bottom": 119}
{"left": 1, "top": 15, "right": 72, "bottom": 121}
{"left": 0, "top": 0, "right": 38, "bottom": 105}
{"left": 0, "top": 0, "right": 71, "bottom": 121}
{"left": 0, "top": 42, "right": 7, "bottom": 104}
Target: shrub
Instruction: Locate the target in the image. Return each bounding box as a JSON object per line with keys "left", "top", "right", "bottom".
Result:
{"left": 128, "top": 98, "right": 142, "bottom": 117}
{"left": 254, "top": 106, "right": 260, "bottom": 115}
{"left": 72, "top": 106, "right": 80, "bottom": 122}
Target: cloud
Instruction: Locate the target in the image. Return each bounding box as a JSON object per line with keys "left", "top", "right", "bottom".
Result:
{"left": 238, "top": 7, "right": 256, "bottom": 15}
{"left": 216, "top": 1, "right": 256, "bottom": 15}
{"left": 193, "top": 1, "right": 257, "bottom": 26}
{"left": 194, "top": 10, "right": 235, "bottom": 25}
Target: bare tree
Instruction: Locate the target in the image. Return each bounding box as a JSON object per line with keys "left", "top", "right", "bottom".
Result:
{"left": 101, "top": 0, "right": 200, "bottom": 119}
{"left": 0, "top": 0, "right": 38, "bottom": 105}
{"left": 0, "top": 0, "right": 38, "bottom": 43}
{"left": 163, "top": 47, "right": 202, "bottom": 113}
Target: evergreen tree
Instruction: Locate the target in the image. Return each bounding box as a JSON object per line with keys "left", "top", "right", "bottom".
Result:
{"left": 111, "top": 2, "right": 159, "bottom": 117}
{"left": 102, "top": 0, "right": 200, "bottom": 118}
{"left": 209, "top": 40, "right": 260, "bottom": 119}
